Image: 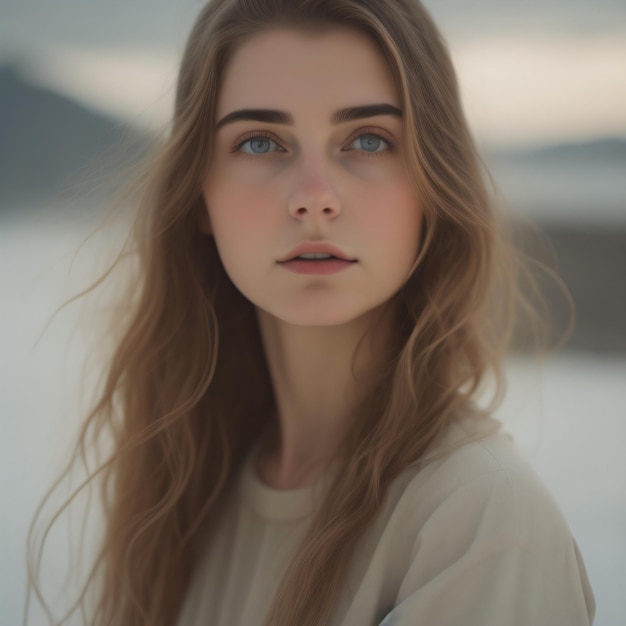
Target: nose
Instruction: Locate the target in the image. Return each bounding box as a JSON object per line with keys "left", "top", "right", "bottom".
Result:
{"left": 287, "top": 158, "right": 341, "bottom": 221}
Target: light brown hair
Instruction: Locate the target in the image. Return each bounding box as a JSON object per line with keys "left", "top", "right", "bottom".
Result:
{"left": 26, "top": 1, "right": 561, "bottom": 624}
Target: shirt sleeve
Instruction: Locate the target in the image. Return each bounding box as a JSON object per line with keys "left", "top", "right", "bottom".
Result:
{"left": 379, "top": 468, "right": 596, "bottom": 626}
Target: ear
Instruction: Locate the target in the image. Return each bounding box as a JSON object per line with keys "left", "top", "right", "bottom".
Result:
{"left": 197, "top": 195, "right": 212, "bottom": 235}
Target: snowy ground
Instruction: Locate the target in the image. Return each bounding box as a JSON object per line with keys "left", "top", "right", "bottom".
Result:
{"left": 2, "top": 207, "right": 624, "bottom": 625}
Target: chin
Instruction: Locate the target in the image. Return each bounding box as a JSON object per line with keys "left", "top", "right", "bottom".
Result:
{"left": 285, "top": 315, "right": 355, "bottom": 327}
{"left": 258, "top": 300, "right": 378, "bottom": 328}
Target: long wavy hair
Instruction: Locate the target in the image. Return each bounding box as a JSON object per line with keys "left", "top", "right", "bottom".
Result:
{"left": 26, "top": 0, "right": 561, "bottom": 624}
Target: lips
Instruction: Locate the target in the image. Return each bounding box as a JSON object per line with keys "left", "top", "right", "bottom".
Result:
{"left": 278, "top": 241, "right": 356, "bottom": 263}
{"left": 279, "top": 257, "right": 356, "bottom": 275}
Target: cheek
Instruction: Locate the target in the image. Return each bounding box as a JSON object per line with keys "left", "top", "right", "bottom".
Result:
{"left": 358, "top": 178, "right": 422, "bottom": 249}
{"left": 204, "top": 177, "right": 276, "bottom": 239}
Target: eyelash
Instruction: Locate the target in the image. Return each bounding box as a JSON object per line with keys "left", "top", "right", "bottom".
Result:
{"left": 230, "top": 128, "right": 395, "bottom": 160}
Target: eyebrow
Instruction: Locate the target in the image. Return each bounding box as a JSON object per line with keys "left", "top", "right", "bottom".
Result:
{"left": 214, "top": 103, "right": 402, "bottom": 131}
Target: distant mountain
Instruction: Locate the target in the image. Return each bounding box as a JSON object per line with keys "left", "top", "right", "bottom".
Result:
{"left": 483, "top": 138, "right": 626, "bottom": 225}
{"left": 513, "top": 222, "right": 626, "bottom": 354}
{"left": 0, "top": 63, "right": 154, "bottom": 211}
{"left": 486, "top": 137, "right": 626, "bottom": 165}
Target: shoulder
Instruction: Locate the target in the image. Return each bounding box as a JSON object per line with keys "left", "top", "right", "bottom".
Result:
{"left": 393, "top": 414, "right": 570, "bottom": 548}
{"left": 378, "top": 416, "right": 596, "bottom": 625}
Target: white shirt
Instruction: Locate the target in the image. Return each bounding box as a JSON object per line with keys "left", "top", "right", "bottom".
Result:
{"left": 177, "top": 415, "right": 595, "bottom": 625}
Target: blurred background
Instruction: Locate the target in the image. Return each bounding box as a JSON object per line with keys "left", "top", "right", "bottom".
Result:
{"left": 1, "top": 0, "right": 624, "bottom": 624}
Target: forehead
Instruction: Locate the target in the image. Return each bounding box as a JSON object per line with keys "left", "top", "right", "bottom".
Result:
{"left": 216, "top": 27, "right": 400, "bottom": 118}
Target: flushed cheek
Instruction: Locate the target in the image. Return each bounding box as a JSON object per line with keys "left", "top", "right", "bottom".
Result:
{"left": 208, "top": 181, "right": 278, "bottom": 236}
{"left": 204, "top": 187, "right": 275, "bottom": 283}
{"left": 357, "top": 181, "right": 422, "bottom": 243}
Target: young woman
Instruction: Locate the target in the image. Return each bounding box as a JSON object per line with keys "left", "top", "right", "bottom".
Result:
{"left": 28, "top": 0, "right": 595, "bottom": 624}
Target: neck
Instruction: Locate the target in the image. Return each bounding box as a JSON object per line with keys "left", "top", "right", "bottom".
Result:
{"left": 254, "top": 303, "right": 395, "bottom": 488}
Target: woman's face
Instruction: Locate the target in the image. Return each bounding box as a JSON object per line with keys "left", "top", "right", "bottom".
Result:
{"left": 201, "top": 26, "right": 422, "bottom": 326}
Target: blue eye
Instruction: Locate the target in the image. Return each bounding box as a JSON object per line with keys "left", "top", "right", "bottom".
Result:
{"left": 349, "top": 133, "right": 390, "bottom": 154}
{"left": 232, "top": 129, "right": 394, "bottom": 158}
{"left": 237, "top": 136, "right": 281, "bottom": 154}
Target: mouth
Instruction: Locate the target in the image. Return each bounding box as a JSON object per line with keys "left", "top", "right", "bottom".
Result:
{"left": 279, "top": 254, "right": 356, "bottom": 263}
{"left": 278, "top": 242, "right": 357, "bottom": 263}
{"left": 277, "top": 256, "right": 357, "bottom": 275}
